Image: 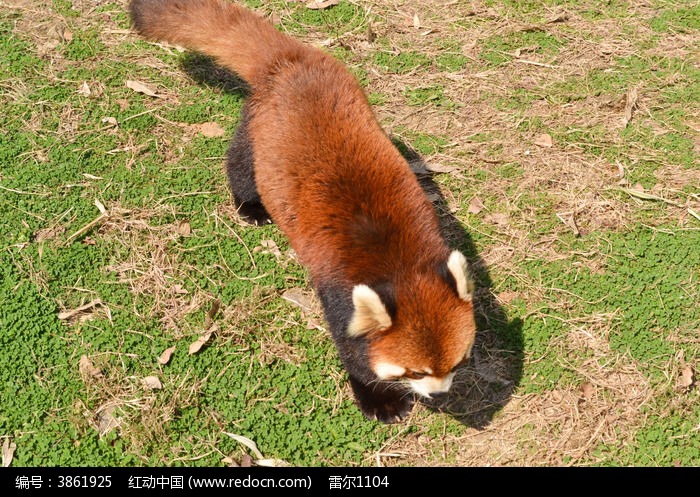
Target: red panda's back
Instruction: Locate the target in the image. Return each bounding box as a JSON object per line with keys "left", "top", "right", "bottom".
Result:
{"left": 247, "top": 50, "right": 449, "bottom": 284}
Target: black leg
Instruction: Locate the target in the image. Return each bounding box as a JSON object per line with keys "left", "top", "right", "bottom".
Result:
{"left": 225, "top": 104, "right": 271, "bottom": 225}
{"left": 348, "top": 376, "right": 414, "bottom": 423}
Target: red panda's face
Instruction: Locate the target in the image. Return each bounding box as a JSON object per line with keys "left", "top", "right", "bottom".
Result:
{"left": 347, "top": 251, "right": 476, "bottom": 398}
{"left": 369, "top": 299, "right": 475, "bottom": 398}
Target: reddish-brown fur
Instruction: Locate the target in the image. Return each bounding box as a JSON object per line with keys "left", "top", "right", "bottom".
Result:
{"left": 130, "top": 0, "right": 476, "bottom": 421}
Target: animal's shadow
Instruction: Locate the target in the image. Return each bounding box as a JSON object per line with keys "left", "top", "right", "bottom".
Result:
{"left": 181, "top": 54, "right": 523, "bottom": 430}
{"left": 181, "top": 52, "right": 250, "bottom": 94}
{"left": 394, "top": 140, "right": 524, "bottom": 429}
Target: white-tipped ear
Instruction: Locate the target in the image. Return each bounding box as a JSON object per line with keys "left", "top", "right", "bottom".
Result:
{"left": 447, "top": 250, "right": 474, "bottom": 301}
{"left": 347, "top": 284, "right": 392, "bottom": 337}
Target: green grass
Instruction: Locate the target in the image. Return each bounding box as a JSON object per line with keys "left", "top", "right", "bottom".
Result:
{"left": 436, "top": 52, "right": 469, "bottom": 73}
{"left": 479, "top": 31, "right": 567, "bottom": 67}
{"left": 512, "top": 227, "right": 700, "bottom": 465}
{"left": 404, "top": 85, "right": 459, "bottom": 110}
{"left": 544, "top": 54, "right": 698, "bottom": 108}
{"left": 649, "top": 5, "right": 700, "bottom": 32}
{"left": 434, "top": 39, "right": 469, "bottom": 72}
{"left": 525, "top": 229, "right": 699, "bottom": 374}
{"left": 373, "top": 44, "right": 432, "bottom": 74}
{"left": 288, "top": 0, "right": 365, "bottom": 32}
{"left": 2, "top": 0, "right": 699, "bottom": 467}
{"left": 483, "top": 0, "right": 630, "bottom": 20}
{"left": 52, "top": 0, "right": 80, "bottom": 17}
{"left": 63, "top": 29, "right": 106, "bottom": 60}
{"left": 392, "top": 128, "right": 450, "bottom": 156}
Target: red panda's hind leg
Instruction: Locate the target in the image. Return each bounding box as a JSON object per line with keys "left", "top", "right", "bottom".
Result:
{"left": 225, "top": 105, "right": 271, "bottom": 225}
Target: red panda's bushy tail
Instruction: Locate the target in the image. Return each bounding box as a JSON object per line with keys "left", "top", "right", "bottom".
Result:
{"left": 129, "top": 0, "right": 301, "bottom": 85}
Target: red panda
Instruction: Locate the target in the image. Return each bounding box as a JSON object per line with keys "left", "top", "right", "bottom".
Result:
{"left": 129, "top": 0, "right": 476, "bottom": 423}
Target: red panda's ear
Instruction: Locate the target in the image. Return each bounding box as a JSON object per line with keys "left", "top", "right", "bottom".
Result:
{"left": 447, "top": 250, "right": 474, "bottom": 301}
{"left": 347, "top": 284, "right": 392, "bottom": 337}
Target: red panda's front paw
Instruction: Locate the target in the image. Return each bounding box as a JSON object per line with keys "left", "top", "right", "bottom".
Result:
{"left": 237, "top": 201, "right": 272, "bottom": 226}
{"left": 363, "top": 394, "right": 414, "bottom": 424}
{"left": 349, "top": 377, "right": 414, "bottom": 423}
